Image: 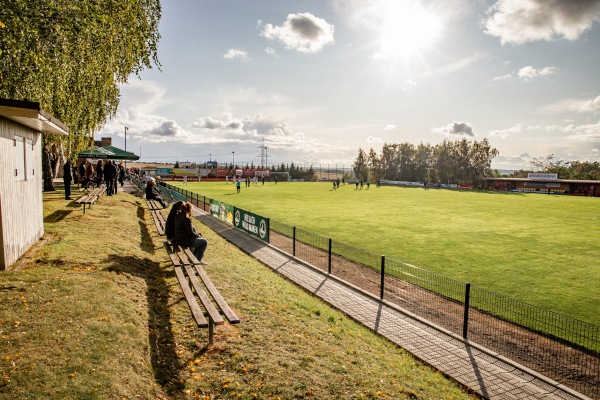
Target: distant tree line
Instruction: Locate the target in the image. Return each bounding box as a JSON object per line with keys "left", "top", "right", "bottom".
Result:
{"left": 180, "top": 161, "right": 318, "bottom": 180}
{"left": 353, "top": 138, "right": 499, "bottom": 186}
{"left": 511, "top": 155, "right": 600, "bottom": 180}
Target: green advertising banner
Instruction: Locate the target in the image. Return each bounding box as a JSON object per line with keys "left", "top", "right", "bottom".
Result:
{"left": 234, "top": 208, "right": 269, "bottom": 242}
{"left": 209, "top": 200, "right": 234, "bottom": 224}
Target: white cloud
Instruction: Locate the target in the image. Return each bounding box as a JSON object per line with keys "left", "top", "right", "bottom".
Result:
{"left": 489, "top": 124, "right": 524, "bottom": 138}
{"left": 384, "top": 124, "right": 397, "bottom": 131}
{"left": 260, "top": 13, "right": 335, "bottom": 54}
{"left": 103, "top": 80, "right": 195, "bottom": 144}
{"left": 581, "top": 95, "right": 600, "bottom": 113}
{"left": 223, "top": 48, "right": 250, "bottom": 62}
{"left": 402, "top": 80, "right": 416, "bottom": 91}
{"left": 484, "top": 0, "right": 600, "bottom": 45}
{"left": 265, "top": 47, "right": 278, "bottom": 57}
{"left": 491, "top": 73, "right": 512, "bottom": 81}
{"left": 541, "top": 94, "right": 600, "bottom": 114}
{"left": 190, "top": 113, "right": 335, "bottom": 154}
{"left": 367, "top": 136, "right": 383, "bottom": 143}
{"left": 421, "top": 53, "right": 488, "bottom": 76}
{"left": 432, "top": 121, "right": 477, "bottom": 137}
{"left": 517, "top": 66, "right": 559, "bottom": 80}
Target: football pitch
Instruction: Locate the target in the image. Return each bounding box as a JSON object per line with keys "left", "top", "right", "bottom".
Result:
{"left": 171, "top": 180, "right": 600, "bottom": 327}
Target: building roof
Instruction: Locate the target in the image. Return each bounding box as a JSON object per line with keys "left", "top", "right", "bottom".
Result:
{"left": 484, "top": 177, "right": 600, "bottom": 184}
{"left": 0, "top": 98, "right": 69, "bottom": 136}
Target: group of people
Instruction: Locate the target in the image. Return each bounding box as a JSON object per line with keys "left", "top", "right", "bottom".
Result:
{"left": 62, "top": 158, "right": 128, "bottom": 200}
{"left": 164, "top": 201, "right": 208, "bottom": 264}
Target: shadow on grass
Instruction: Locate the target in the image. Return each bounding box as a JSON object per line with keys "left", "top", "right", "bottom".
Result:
{"left": 103, "top": 254, "right": 186, "bottom": 396}
{"left": 44, "top": 210, "right": 73, "bottom": 223}
{"left": 136, "top": 203, "right": 156, "bottom": 254}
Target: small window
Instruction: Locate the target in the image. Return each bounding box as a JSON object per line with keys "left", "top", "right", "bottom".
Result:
{"left": 14, "top": 136, "right": 25, "bottom": 181}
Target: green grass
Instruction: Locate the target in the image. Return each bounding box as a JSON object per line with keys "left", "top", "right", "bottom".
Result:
{"left": 0, "top": 184, "right": 474, "bottom": 399}
{"left": 171, "top": 181, "right": 600, "bottom": 328}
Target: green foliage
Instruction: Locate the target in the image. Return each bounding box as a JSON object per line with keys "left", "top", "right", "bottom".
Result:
{"left": 0, "top": 0, "right": 161, "bottom": 156}
{"left": 359, "top": 138, "right": 498, "bottom": 185}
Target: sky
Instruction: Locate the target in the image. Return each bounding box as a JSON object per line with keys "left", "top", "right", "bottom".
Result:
{"left": 101, "top": 0, "right": 600, "bottom": 171}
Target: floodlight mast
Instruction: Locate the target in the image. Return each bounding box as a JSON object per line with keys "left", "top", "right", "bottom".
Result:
{"left": 124, "top": 126, "right": 128, "bottom": 169}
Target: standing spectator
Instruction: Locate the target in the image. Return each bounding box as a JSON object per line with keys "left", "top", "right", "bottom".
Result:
{"left": 174, "top": 203, "right": 208, "bottom": 264}
{"left": 85, "top": 162, "right": 94, "bottom": 183}
{"left": 50, "top": 144, "right": 58, "bottom": 178}
{"left": 95, "top": 160, "right": 104, "bottom": 186}
{"left": 118, "top": 162, "right": 126, "bottom": 186}
{"left": 145, "top": 180, "right": 167, "bottom": 208}
{"left": 63, "top": 156, "right": 73, "bottom": 200}
{"left": 104, "top": 160, "right": 117, "bottom": 196}
{"left": 78, "top": 161, "right": 86, "bottom": 187}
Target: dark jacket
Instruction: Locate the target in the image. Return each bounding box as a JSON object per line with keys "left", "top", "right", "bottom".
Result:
{"left": 174, "top": 212, "right": 199, "bottom": 247}
{"left": 63, "top": 161, "right": 72, "bottom": 183}
{"left": 104, "top": 163, "right": 117, "bottom": 180}
{"left": 165, "top": 204, "right": 182, "bottom": 241}
{"left": 145, "top": 184, "right": 160, "bottom": 200}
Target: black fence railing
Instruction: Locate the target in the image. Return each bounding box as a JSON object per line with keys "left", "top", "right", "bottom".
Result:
{"left": 159, "top": 182, "right": 599, "bottom": 399}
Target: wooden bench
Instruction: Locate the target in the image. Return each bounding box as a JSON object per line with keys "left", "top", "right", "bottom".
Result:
{"left": 147, "top": 199, "right": 167, "bottom": 235}
{"left": 74, "top": 185, "right": 106, "bottom": 214}
{"left": 163, "top": 240, "right": 240, "bottom": 345}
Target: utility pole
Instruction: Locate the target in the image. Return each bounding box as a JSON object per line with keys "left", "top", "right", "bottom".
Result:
{"left": 124, "top": 126, "right": 128, "bottom": 169}
{"left": 232, "top": 151, "right": 235, "bottom": 169}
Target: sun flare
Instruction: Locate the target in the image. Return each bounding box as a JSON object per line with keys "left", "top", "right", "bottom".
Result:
{"left": 379, "top": 3, "right": 441, "bottom": 57}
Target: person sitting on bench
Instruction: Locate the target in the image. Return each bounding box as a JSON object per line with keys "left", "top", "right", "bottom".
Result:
{"left": 165, "top": 201, "right": 184, "bottom": 243}
{"left": 174, "top": 203, "right": 208, "bottom": 265}
{"left": 145, "top": 179, "right": 167, "bottom": 208}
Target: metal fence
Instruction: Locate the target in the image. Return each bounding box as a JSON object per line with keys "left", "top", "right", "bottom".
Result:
{"left": 161, "top": 182, "right": 599, "bottom": 399}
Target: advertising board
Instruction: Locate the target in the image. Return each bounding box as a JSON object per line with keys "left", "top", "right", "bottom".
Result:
{"left": 233, "top": 208, "right": 269, "bottom": 242}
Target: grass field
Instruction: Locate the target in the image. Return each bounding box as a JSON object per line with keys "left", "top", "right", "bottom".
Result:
{"left": 0, "top": 185, "right": 473, "bottom": 399}
{"left": 171, "top": 181, "right": 600, "bottom": 328}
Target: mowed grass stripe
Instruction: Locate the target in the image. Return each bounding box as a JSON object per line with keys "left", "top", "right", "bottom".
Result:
{"left": 172, "top": 181, "right": 600, "bottom": 327}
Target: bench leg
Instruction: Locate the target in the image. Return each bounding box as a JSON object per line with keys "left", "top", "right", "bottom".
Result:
{"left": 208, "top": 317, "right": 214, "bottom": 345}
{"left": 83, "top": 203, "right": 87, "bottom": 214}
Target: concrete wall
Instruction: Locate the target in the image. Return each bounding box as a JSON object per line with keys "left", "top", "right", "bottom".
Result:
{"left": 0, "top": 117, "right": 44, "bottom": 270}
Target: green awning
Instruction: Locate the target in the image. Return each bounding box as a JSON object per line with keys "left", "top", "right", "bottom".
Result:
{"left": 78, "top": 145, "right": 139, "bottom": 160}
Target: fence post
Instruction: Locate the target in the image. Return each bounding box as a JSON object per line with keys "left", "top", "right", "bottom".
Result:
{"left": 293, "top": 227, "right": 296, "bottom": 257}
{"left": 328, "top": 238, "right": 332, "bottom": 274}
{"left": 196, "top": 192, "right": 198, "bottom": 207}
{"left": 203, "top": 196, "right": 206, "bottom": 212}
{"left": 463, "top": 282, "right": 471, "bottom": 339}
{"left": 380, "top": 255, "right": 385, "bottom": 299}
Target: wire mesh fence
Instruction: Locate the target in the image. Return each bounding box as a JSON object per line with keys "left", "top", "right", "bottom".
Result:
{"left": 270, "top": 222, "right": 600, "bottom": 399}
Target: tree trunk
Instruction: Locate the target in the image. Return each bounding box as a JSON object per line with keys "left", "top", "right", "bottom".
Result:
{"left": 42, "top": 137, "right": 56, "bottom": 192}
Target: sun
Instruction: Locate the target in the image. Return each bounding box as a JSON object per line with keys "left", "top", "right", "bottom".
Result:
{"left": 379, "top": 2, "right": 441, "bottom": 57}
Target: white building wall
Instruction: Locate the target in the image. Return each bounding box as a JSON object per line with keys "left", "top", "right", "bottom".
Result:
{"left": 0, "top": 117, "right": 44, "bottom": 270}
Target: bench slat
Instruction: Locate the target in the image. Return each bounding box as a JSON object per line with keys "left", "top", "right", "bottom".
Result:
{"left": 194, "top": 265, "right": 240, "bottom": 324}
{"left": 164, "top": 242, "right": 185, "bottom": 267}
{"left": 183, "top": 265, "right": 224, "bottom": 326}
{"left": 174, "top": 267, "right": 208, "bottom": 327}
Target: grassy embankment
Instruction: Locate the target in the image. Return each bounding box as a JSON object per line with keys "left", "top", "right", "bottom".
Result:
{"left": 0, "top": 184, "right": 474, "bottom": 399}
{"left": 170, "top": 181, "right": 600, "bottom": 328}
